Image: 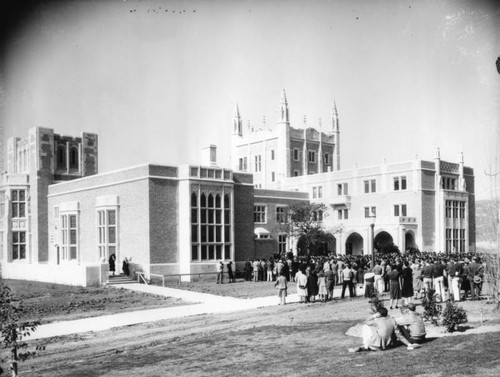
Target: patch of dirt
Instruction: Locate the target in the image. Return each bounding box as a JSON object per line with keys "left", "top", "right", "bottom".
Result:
{"left": 2, "top": 279, "right": 186, "bottom": 323}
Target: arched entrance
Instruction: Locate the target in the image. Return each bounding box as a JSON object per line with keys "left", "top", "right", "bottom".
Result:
{"left": 374, "top": 231, "right": 400, "bottom": 253}
{"left": 345, "top": 232, "right": 363, "bottom": 255}
{"left": 405, "top": 230, "right": 417, "bottom": 251}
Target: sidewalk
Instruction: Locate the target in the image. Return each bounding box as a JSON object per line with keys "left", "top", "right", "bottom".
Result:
{"left": 27, "top": 283, "right": 365, "bottom": 340}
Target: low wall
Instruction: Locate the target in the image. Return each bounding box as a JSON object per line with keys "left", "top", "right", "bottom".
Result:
{"left": 1, "top": 262, "right": 109, "bottom": 287}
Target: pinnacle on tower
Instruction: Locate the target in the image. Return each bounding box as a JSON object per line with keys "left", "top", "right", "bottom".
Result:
{"left": 331, "top": 101, "right": 339, "bottom": 133}
{"left": 279, "top": 88, "right": 289, "bottom": 123}
{"left": 233, "top": 103, "right": 242, "bottom": 136}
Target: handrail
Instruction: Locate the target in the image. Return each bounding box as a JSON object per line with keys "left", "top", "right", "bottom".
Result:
{"left": 136, "top": 272, "right": 165, "bottom": 286}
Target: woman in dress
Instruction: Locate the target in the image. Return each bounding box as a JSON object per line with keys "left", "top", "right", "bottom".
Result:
{"left": 364, "top": 269, "right": 375, "bottom": 299}
{"left": 387, "top": 265, "right": 401, "bottom": 309}
{"left": 296, "top": 268, "right": 308, "bottom": 303}
{"left": 412, "top": 262, "right": 423, "bottom": 300}
{"left": 401, "top": 261, "right": 414, "bottom": 306}
{"left": 108, "top": 254, "right": 116, "bottom": 276}
{"left": 317, "top": 271, "right": 327, "bottom": 302}
{"left": 308, "top": 269, "right": 319, "bottom": 303}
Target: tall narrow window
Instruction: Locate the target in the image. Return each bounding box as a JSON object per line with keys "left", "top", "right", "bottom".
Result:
{"left": 12, "top": 231, "right": 26, "bottom": 260}
{"left": 254, "top": 205, "right": 266, "bottom": 223}
{"left": 69, "top": 147, "right": 79, "bottom": 169}
{"left": 61, "top": 214, "right": 78, "bottom": 260}
{"left": 57, "top": 145, "right": 66, "bottom": 169}
{"left": 11, "top": 190, "right": 26, "bottom": 218}
{"left": 97, "top": 209, "right": 117, "bottom": 260}
{"left": 278, "top": 234, "right": 287, "bottom": 254}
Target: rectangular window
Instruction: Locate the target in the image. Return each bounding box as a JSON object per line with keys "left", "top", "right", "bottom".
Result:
{"left": 337, "top": 183, "right": 348, "bottom": 195}
{"left": 271, "top": 150, "right": 275, "bottom": 160}
{"left": 293, "top": 149, "right": 299, "bottom": 161}
{"left": 394, "top": 204, "right": 407, "bottom": 217}
{"left": 312, "top": 210, "right": 323, "bottom": 222}
{"left": 12, "top": 231, "right": 26, "bottom": 260}
{"left": 276, "top": 207, "right": 287, "bottom": 223}
{"left": 364, "top": 206, "right": 376, "bottom": 218}
{"left": 11, "top": 189, "right": 26, "bottom": 218}
{"left": 254, "top": 205, "right": 266, "bottom": 223}
{"left": 97, "top": 209, "right": 117, "bottom": 260}
{"left": 394, "top": 176, "right": 408, "bottom": 191}
{"left": 364, "top": 180, "right": 376, "bottom": 193}
{"left": 312, "top": 186, "right": 323, "bottom": 199}
{"left": 338, "top": 209, "right": 349, "bottom": 220}
{"left": 324, "top": 153, "right": 330, "bottom": 165}
{"left": 238, "top": 157, "right": 248, "bottom": 171}
{"left": 271, "top": 172, "right": 275, "bottom": 182}
{"left": 278, "top": 234, "right": 287, "bottom": 254}
{"left": 61, "top": 214, "right": 78, "bottom": 260}
{"left": 308, "top": 151, "right": 316, "bottom": 163}
{"left": 254, "top": 155, "right": 262, "bottom": 172}
{"left": 459, "top": 201, "right": 465, "bottom": 218}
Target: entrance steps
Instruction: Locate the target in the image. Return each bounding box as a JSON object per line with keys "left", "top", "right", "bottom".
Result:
{"left": 107, "top": 274, "right": 135, "bottom": 285}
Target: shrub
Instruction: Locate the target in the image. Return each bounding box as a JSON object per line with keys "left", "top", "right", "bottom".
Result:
{"left": 441, "top": 300, "right": 468, "bottom": 332}
{"left": 422, "top": 289, "right": 442, "bottom": 325}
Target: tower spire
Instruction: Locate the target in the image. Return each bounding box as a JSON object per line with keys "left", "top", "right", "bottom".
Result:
{"left": 279, "top": 88, "right": 289, "bottom": 123}
{"left": 233, "top": 103, "right": 242, "bottom": 136}
{"left": 331, "top": 101, "right": 339, "bottom": 133}
{"left": 332, "top": 101, "right": 340, "bottom": 170}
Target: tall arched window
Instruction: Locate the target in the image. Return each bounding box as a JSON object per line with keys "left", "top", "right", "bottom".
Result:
{"left": 57, "top": 145, "right": 66, "bottom": 169}
{"left": 69, "top": 147, "right": 79, "bottom": 169}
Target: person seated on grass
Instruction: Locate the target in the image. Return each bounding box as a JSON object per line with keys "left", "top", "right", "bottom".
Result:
{"left": 349, "top": 306, "right": 395, "bottom": 352}
{"left": 393, "top": 303, "right": 425, "bottom": 350}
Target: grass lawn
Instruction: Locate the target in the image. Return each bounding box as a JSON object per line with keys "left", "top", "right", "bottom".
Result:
{"left": 2, "top": 277, "right": 500, "bottom": 376}
{"left": 1, "top": 279, "right": 187, "bottom": 324}
{"left": 170, "top": 278, "right": 296, "bottom": 298}
{"left": 4, "top": 298, "right": 500, "bottom": 377}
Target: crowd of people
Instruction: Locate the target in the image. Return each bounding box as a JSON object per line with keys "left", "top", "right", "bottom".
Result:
{"left": 239, "top": 248, "right": 487, "bottom": 305}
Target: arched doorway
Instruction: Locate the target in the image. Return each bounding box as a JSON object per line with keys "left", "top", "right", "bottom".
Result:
{"left": 345, "top": 232, "right": 363, "bottom": 255}
{"left": 374, "top": 231, "right": 399, "bottom": 253}
{"left": 405, "top": 230, "right": 417, "bottom": 251}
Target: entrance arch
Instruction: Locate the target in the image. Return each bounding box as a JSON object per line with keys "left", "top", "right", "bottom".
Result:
{"left": 374, "top": 231, "right": 395, "bottom": 252}
{"left": 405, "top": 230, "right": 417, "bottom": 251}
{"left": 345, "top": 232, "right": 363, "bottom": 255}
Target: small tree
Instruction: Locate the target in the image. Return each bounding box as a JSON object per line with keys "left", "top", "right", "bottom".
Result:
{"left": 0, "top": 284, "right": 41, "bottom": 376}
{"left": 288, "top": 202, "right": 329, "bottom": 255}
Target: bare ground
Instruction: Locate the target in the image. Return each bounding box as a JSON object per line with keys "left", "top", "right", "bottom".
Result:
{"left": 1, "top": 279, "right": 187, "bottom": 324}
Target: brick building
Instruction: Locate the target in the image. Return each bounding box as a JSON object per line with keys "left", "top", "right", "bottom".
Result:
{"left": 0, "top": 92, "right": 476, "bottom": 286}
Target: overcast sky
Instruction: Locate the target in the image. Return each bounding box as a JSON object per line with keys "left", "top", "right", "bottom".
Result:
{"left": 1, "top": 0, "right": 499, "bottom": 199}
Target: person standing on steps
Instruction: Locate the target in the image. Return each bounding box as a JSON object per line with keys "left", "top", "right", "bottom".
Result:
{"left": 109, "top": 254, "right": 116, "bottom": 276}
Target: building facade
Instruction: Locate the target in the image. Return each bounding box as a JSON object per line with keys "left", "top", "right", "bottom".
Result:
{"left": 279, "top": 152, "right": 475, "bottom": 255}
{"left": 231, "top": 89, "right": 340, "bottom": 189}
{"left": 0, "top": 127, "right": 98, "bottom": 274}
{"left": 0, "top": 93, "right": 476, "bottom": 286}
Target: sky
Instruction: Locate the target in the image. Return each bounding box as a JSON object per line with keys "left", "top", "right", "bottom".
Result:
{"left": 0, "top": 0, "right": 499, "bottom": 199}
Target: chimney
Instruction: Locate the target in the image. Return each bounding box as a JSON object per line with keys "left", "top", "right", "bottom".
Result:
{"left": 201, "top": 145, "right": 217, "bottom": 166}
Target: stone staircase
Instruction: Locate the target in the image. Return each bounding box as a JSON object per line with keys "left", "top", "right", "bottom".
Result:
{"left": 107, "top": 274, "right": 136, "bottom": 286}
